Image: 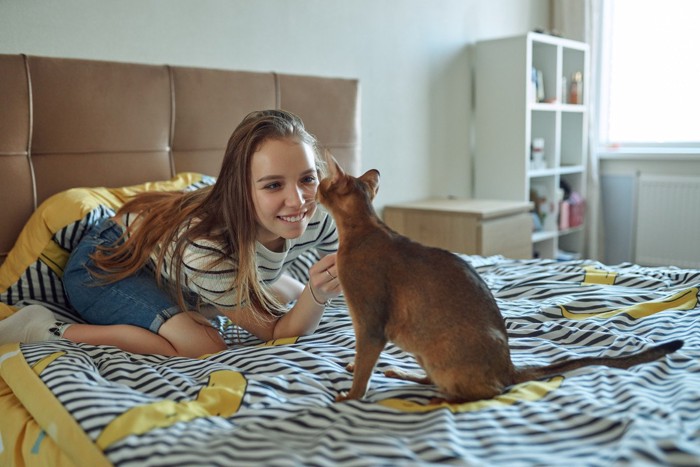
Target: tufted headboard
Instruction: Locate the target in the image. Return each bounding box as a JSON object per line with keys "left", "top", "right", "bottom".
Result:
{"left": 0, "top": 54, "right": 361, "bottom": 263}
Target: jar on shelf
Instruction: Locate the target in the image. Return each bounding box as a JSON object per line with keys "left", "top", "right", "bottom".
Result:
{"left": 569, "top": 71, "right": 583, "bottom": 104}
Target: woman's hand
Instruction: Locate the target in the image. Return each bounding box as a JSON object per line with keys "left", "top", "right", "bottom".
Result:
{"left": 308, "top": 253, "right": 342, "bottom": 305}
{"left": 224, "top": 253, "right": 343, "bottom": 341}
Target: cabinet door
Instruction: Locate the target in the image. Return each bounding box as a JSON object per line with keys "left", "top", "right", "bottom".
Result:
{"left": 384, "top": 209, "right": 480, "bottom": 254}
{"left": 480, "top": 213, "right": 533, "bottom": 259}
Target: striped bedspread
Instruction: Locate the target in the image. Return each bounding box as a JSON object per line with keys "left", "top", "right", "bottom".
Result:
{"left": 2, "top": 255, "right": 699, "bottom": 466}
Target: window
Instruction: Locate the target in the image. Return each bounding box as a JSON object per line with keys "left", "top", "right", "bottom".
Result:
{"left": 597, "top": 0, "right": 700, "bottom": 149}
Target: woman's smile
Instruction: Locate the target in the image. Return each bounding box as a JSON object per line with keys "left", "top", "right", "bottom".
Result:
{"left": 278, "top": 211, "right": 308, "bottom": 223}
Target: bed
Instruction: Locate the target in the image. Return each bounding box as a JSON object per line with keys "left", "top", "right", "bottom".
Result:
{"left": 1, "top": 54, "right": 699, "bottom": 466}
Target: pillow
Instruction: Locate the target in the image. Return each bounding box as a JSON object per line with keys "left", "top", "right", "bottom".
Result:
{"left": 0, "top": 173, "right": 216, "bottom": 311}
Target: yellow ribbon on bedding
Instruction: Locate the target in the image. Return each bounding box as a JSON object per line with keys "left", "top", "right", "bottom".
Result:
{"left": 0, "top": 344, "right": 110, "bottom": 466}
{"left": 560, "top": 287, "right": 699, "bottom": 320}
{"left": 379, "top": 376, "right": 564, "bottom": 413}
{"left": 581, "top": 266, "right": 618, "bottom": 285}
{"left": 96, "top": 369, "right": 247, "bottom": 449}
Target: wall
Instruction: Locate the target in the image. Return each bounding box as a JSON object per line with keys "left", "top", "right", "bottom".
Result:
{"left": 599, "top": 153, "right": 700, "bottom": 265}
{"left": 0, "top": 0, "right": 548, "bottom": 212}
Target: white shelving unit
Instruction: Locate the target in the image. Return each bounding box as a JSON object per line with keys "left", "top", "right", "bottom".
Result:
{"left": 474, "top": 32, "right": 589, "bottom": 259}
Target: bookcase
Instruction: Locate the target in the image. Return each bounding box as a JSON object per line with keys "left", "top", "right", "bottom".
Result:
{"left": 474, "top": 32, "right": 589, "bottom": 259}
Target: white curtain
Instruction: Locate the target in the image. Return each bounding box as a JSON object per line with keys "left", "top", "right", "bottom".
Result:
{"left": 550, "top": 0, "right": 604, "bottom": 260}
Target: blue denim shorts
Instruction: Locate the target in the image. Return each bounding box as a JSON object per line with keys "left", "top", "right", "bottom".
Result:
{"left": 63, "top": 218, "right": 185, "bottom": 333}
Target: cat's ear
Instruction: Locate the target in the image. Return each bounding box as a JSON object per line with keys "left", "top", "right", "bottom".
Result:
{"left": 331, "top": 157, "right": 345, "bottom": 182}
{"left": 321, "top": 149, "right": 335, "bottom": 177}
{"left": 361, "top": 169, "right": 380, "bottom": 199}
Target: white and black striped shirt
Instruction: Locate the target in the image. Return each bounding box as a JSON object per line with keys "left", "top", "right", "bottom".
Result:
{"left": 122, "top": 209, "right": 338, "bottom": 310}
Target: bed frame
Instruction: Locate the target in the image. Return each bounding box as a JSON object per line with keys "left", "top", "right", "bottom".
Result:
{"left": 0, "top": 54, "right": 361, "bottom": 264}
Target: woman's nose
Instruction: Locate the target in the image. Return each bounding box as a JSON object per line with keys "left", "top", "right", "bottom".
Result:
{"left": 285, "top": 186, "right": 304, "bottom": 207}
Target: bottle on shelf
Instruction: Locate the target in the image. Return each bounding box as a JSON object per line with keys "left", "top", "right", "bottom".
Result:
{"left": 531, "top": 138, "right": 546, "bottom": 170}
{"left": 569, "top": 71, "right": 583, "bottom": 104}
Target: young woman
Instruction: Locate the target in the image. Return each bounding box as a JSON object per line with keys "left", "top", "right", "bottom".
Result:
{"left": 0, "top": 110, "right": 342, "bottom": 357}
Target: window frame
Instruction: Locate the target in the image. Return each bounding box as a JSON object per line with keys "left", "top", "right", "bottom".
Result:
{"left": 593, "top": 0, "right": 700, "bottom": 155}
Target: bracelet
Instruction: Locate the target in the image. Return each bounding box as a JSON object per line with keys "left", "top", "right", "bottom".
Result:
{"left": 308, "top": 283, "right": 328, "bottom": 307}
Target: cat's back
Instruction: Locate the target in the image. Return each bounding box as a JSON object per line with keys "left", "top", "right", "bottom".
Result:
{"left": 380, "top": 228, "right": 492, "bottom": 295}
{"left": 340, "top": 217, "right": 493, "bottom": 301}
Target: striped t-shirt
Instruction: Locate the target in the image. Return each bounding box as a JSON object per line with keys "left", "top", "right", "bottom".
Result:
{"left": 121, "top": 208, "right": 338, "bottom": 310}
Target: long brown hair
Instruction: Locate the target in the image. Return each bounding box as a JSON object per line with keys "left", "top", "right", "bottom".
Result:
{"left": 92, "top": 109, "right": 323, "bottom": 318}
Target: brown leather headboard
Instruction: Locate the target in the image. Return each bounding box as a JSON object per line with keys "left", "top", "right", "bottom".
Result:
{"left": 0, "top": 54, "right": 360, "bottom": 263}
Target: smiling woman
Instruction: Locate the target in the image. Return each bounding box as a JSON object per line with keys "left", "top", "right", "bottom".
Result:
{"left": 0, "top": 110, "right": 343, "bottom": 354}
{"left": 251, "top": 138, "right": 321, "bottom": 251}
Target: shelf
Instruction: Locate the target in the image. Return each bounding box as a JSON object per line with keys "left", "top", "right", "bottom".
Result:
{"left": 528, "top": 166, "right": 585, "bottom": 177}
{"left": 528, "top": 168, "right": 558, "bottom": 177}
{"left": 532, "top": 230, "right": 558, "bottom": 243}
{"left": 561, "top": 104, "right": 586, "bottom": 113}
{"left": 559, "top": 165, "right": 585, "bottom": 175}
{"left": 530, "top": 103, "right": 586, "bottom": 112}
{"left": 475, "top": 32, "right": 589, "bottom": 260}
{"left": 559, "top": 225, "right": 585, "bottom": 236}
{"left": 530, "top": 103, "right": 558, "bottom": 111}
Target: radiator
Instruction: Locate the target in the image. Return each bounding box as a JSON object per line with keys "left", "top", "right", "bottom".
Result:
{"left": 635, "top": 174, "right": 700, "bottom": 268}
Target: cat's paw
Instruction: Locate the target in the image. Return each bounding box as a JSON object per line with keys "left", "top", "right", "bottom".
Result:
{"left": 384, "top": 368, "right": 404, "bottom": 379}
{"left": 345, "top": 362, "right": 355, "bottom": 373}
{"left": 384, "top": 367, "right": 432, "bottom": 384}
{"left": 335, "top": 391, "right": 351, "bottom": 402}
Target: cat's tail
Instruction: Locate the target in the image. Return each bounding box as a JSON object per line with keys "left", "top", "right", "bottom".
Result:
{"left": 512, "top": 339, "right": 683, "bottom": 384}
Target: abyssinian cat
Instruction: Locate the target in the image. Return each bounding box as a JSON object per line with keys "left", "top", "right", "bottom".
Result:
{"left": 316, "top": 160, "right": 684, "bottom": 403}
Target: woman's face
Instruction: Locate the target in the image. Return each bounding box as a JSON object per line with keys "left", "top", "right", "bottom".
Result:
{"left": 250, "top": 137, "right": 319, "bottom": 251}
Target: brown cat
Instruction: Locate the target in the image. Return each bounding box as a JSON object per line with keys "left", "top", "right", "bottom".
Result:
{"left": 317, "top": 160, "right": 684, "bottom": 403}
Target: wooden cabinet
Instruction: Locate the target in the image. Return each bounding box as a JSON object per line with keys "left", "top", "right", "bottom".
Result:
{"left": 474, "top": 32, "right": 589, "bottom": 259}
{"left": 383, "top": 199, "right": 533, "bottom": 259}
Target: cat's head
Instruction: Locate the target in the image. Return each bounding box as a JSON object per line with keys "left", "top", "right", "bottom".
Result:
{"left": 317, "top": 157, "right": 380, "bottom": 212}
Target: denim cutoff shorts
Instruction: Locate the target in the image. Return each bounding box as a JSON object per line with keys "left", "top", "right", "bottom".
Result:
{"left": 63, "top": 218, "right": 185, "bottom": 333}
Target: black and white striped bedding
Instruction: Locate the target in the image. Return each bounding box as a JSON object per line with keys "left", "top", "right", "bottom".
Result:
{"left": 3, "top": 255, "right": 700, "bottom": 466}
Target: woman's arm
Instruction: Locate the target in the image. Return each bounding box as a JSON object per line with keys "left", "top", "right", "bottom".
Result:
{"left": 224, "top": 253, "right": 341, "bottom": 341}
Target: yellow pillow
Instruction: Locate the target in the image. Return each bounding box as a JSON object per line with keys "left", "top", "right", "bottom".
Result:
{"left": 0, "top": 173, "right": 214, "bottom": 308}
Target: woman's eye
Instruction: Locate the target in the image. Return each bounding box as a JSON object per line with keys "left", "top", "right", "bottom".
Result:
{"left": 264, "top": 182, "right": 281, "bottom": 190}
{"left": 302, "top": 175, "right": 318, "bottom": 185}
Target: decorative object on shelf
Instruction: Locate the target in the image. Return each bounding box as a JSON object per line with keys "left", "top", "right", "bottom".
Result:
{"left": 569, "top": 71, "right": 583, "bottom": 104}
{"left": 531, "top": 211, "right": 543, "bottom": 232}
{"left": 536, "top": 69, "right": 545, "bottom": 102}
{"left": 531, "top": 138, "right": 546, "bottom": 170}
{"left": 556, "top": 249, "right": 581, "bottom": 261}
{"left": 558, "top": 179, "right": 585, "bottom": 230}
{"left": 568, "top": 192, "right": 585, "bottom": 227}
{"left": 530, "top": 67, "right": 546, "bottom": 103}
{"left": 530, "top": 186, "right": 553, "bottom": 231}
{"left": 530, "top": 187, "right": 544, "bottom": 231}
